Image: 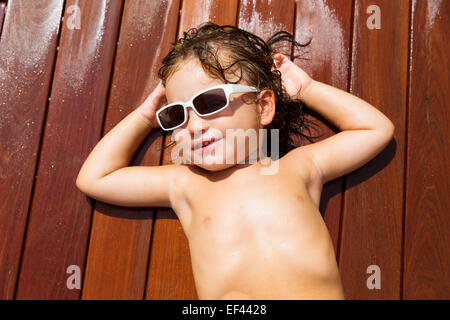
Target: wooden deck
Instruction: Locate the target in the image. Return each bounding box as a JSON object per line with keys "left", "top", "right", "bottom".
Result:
{"left": 0, "top": 0, "right": 448, "bottom": 299}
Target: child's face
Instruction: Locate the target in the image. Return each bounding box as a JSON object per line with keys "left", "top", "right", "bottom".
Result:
{"left": 164, "top": 57, "right": 274, "bottom": 172}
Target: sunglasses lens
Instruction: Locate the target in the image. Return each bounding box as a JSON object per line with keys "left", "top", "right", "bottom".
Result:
{"left": 158, "top": 104, "right": 184, "bottom": 129}
{"left": 193, "top": 88, "right": 227, "bottom": 115}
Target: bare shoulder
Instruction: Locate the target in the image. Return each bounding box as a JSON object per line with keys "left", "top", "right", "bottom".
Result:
{"left": 165, "top": 163, "right": 193, "bottom": 199}
{"left": 280, "top": 146, "right": 324, "bottom": 206}
{"left": 281, "top": 146, "right": 322, "bottom": 186}
{"left": 153, "top": 163, "right": 196, "bottom": 232}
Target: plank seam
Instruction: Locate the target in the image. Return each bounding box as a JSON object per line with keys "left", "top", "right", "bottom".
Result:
{"left": 144, "top": 0, "right": 184, "bottom": 300}
{"left": 0, "top": 2, "right": 7, "bottom": 36}
{"left": 79, "top": 0, "right": 127, "bottom": 300}
{"left": 400, "top": 0, "right": 413, "bottom": 301}
{"left": 290, "top": 0, "right": 296, "bottom": 60}
{"left": 337, "top": 0, "right": 355, "bottom": 268}
{"left": 143, "top": 207, "right": 157, "bottom": 299}
{"left": 235, "top": 0, "right": 240, "bottom": 26}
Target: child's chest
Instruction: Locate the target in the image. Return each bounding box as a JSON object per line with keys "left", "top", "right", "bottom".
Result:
{"left": 178, "top": 169, "right": 322, "bottom": 246}
{"left": 176, "top": 171, "right": 333, "bottom": 291}
{"left": 169, "top": 166, "right": 335, "bottom": 298}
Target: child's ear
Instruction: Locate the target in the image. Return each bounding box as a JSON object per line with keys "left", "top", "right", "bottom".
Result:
{"left": 258, "top": 89, "right": 276, "bottom": 126}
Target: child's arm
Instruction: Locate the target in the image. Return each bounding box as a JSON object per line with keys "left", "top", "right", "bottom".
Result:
{"left": 274, "top": 54, "right": 394, "bottom": 184}
{"left": 75, "top": 83, "right": 178, "bottom": 207}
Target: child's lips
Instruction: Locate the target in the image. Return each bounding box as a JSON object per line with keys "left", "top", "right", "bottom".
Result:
{"left": 193, "top": 137, "right": 216, "bottom": 150}
{"left": 194, "top": 138, "right": 222, "bottom": 154}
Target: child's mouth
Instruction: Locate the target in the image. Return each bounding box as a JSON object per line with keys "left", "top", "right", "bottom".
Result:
{"left": 194, "top": 138, "right": 222, "bottom": 154}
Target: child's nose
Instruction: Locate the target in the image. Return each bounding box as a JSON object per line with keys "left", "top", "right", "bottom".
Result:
{"left": 186, "top": 108, "right": 209, "bottom": 133}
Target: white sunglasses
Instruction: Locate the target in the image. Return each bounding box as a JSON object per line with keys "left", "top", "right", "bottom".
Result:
{"left": 156, "top": 84, "right": 260, "bottom": 131}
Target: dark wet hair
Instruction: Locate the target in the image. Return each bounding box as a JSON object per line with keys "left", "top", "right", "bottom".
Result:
{"left": 157, "top": 22, "right": 322, "bottom": 158}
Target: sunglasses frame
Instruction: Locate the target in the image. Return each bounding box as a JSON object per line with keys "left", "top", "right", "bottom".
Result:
{"left": 156, "top": 84, "right": 260, "bottom": 131}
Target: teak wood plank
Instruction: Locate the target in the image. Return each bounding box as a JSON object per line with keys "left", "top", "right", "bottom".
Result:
{"left": 16, "top": 0, "right": 123, "bottom": 299}
{"left": 178, "top": 0, "right": 238, "bottom": 35}
{"left": 0, "top": 0, "right": 63, "bottom": 300}
{"left": 81, "top": 0, "right": 180, "bottom": 300}
{"left": 403, "top": 0, "right": 449, "bottom": 299}
{"left": 338, "top": 0, "right": 408, "bottom": 299}
{"left": 238, "top": 0, "right": 295, "bottom": 46}
{"left": 294, "top": 0, "right": 352, "bottom": 257}
{"left": 145, "top": 0, "right": 238, "bottom": 300}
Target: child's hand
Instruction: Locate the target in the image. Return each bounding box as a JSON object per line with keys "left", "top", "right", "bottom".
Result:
{"left": 272, "top": 53, "right": 313, "bottom": 101}
{"left": 137, "top": 81, "right": 166, "bottom": 127}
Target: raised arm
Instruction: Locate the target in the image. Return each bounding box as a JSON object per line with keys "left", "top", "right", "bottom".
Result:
{"left": 273, "top": 53, "right": 394, "bottom": 185}
{"left": 75, "top": 83, "right": 177, "bottom": 207}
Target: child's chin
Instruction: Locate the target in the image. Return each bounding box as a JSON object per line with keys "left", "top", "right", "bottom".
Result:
{"left": 185, "top": 156, "right": 233, "bottom": 171}
{"left": 192, "top": 161, "right": 234, "bottom": 172}
{"left": 184, "top": 152, "right": 257, "bottom": 171}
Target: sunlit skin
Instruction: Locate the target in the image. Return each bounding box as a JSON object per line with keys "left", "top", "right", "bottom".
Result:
{"left": 75, "top": 49, "right": 396, "bottom": 299}
{"left": 156, "top": 57, "right": 345, "bottom": 299}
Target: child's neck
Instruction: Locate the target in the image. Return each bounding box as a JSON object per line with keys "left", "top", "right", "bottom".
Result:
{"left": 235, "top": 148, "right": 263, "bottom": 167}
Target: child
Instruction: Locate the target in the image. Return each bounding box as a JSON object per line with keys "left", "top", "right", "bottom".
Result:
{"left": 76, "top": 23, "right": 394, "bottom": 300}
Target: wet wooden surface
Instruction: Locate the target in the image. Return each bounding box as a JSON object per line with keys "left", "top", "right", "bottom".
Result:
{"left": 339, "top": 0, "right": 409, "bottom": 299}
{"left": 82, "top": 0, "right": 179, "bottom": 300}
{"left": 403, "top": 0, "right": 449, "bottom": 299}
{"left": 0, "top": 0, "right": 448, "bottom": 299}
{"left": 0, "top": 0, "right": 64, "bottom": 299}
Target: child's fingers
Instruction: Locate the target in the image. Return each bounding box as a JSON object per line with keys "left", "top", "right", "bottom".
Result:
{"left": 273, "top": 53, "right": 288, "bottom": 68}
{"left": 153, "top": 82, "right": 166, "bottom": 100}
{"left": 273, "top": 54, "right": 282, "bottom": 67}
{"left": 143, "top": 82, "right": 166, "bottom": 109}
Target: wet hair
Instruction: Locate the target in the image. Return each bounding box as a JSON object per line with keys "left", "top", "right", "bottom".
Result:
{"left": 157, "top": 22, "right": 322, "bottom": 158}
